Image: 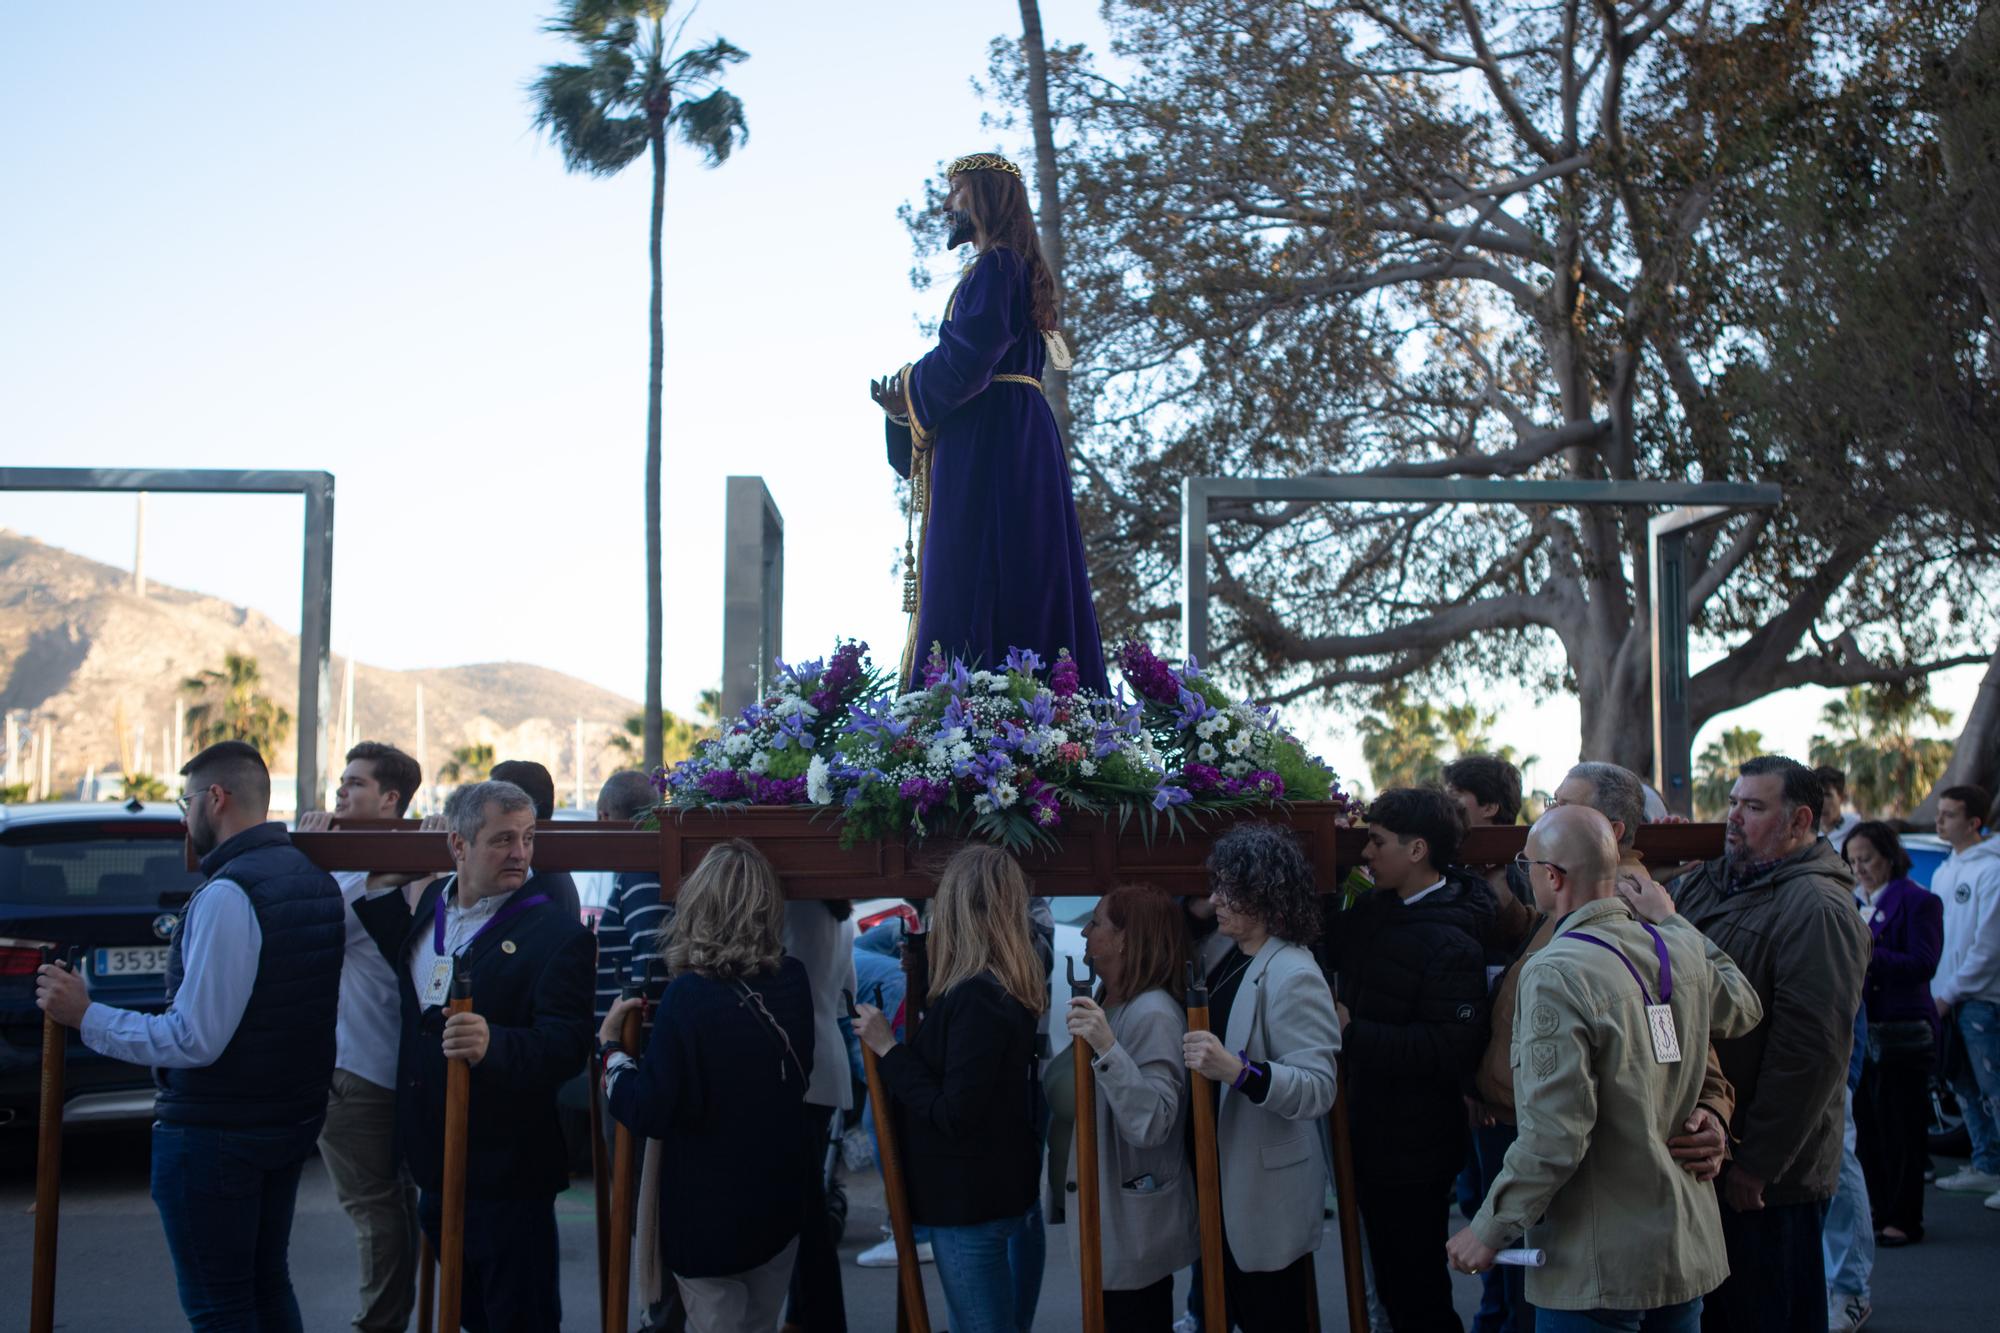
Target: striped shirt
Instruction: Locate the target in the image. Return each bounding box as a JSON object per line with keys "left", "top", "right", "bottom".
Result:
{"left": 594, "top": 870, "right": 672, "bottom": 1023}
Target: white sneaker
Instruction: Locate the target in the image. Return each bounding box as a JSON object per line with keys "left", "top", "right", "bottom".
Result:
{"left": 856, "top": 1237, "right": 934, "bottom": 1268}
{"left": 1171, "top": 1316, "right": 1199, "bottom": 1333}
{"left": 1828, "top": 1291, "right": 1871, "bottom": 1332}
{"left": 1985, "top": 1188, "right": 2000, "bottom": 1212}
{"left": 1935, "top": 1167, "right": 2000, "bottom": 1193}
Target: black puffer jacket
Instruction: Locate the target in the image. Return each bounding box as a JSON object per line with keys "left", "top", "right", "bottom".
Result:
{"left": 1318, "top": 871, "right": 1495, "bottom": 1185}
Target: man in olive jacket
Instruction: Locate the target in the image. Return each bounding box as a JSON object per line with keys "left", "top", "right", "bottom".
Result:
{"left": 1671, "top": 756, "right": 1870, "bottom": 1333}
{"left": 1447, "top": 805, "right": 1763, "bottom": 1324}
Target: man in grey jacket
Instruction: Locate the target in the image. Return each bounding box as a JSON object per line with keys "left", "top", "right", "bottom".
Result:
{"left": 1448, "top": 805, "right": 1763, "bottom": 1328}
{"left": 1671, "top": 756, "right": 1870, "bottom": 1333}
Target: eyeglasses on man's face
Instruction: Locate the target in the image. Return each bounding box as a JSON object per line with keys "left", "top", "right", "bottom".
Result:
{"left": 176, "top": 784, "right": 229, "bottom": 815}
{"left": 1514, "top": 851, "right": 1568, "bottom": 877}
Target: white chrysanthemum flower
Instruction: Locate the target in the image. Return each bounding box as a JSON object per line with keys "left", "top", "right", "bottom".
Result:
{"left": 989, "top": 677, "right": 1011, "bottom": 694}
{"left": 747, "top": 750, "right": 772, "bottom": 774}
{"left": 1078, "top": 759, "right": 1098, "bottom": 777}
{"left": 994, "top": 782, "right": 1019, "bottom": 808}
{"left": 723, "top": 733, "right": 753, "bottom": 757}
{"left": 806, "top": 756, "right": 832, "bottom": 806}
{"left": 1195, "top": 719, "right": 1219, "bottom": 740}
{"left": 973, "top": 793, "right": 997, "bottom": 815}
{"left": 1223, "top": 759, "right": 1250, "bottom": 777}
{"left": 1210, "top": 713, "right": 1232, "bottom": 734}
{"left": 1197, "top": 742, "right": 1218, "bottom": 762}
{"left": 951, "top": 740, "right": 975, "bottom": 762}
{"left": 970, "top": 670, "right": 994, "bottom": 685}
{"left": 1224, "top": 735, "right": 1251, "bottom": 757}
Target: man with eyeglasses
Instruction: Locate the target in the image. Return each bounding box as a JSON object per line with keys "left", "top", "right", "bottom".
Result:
{"left": 36, "top": 739, "right": 344, "bottom": 1330}
{"left": 1447, "top": 804, "right": 1762, "bottom": 1332}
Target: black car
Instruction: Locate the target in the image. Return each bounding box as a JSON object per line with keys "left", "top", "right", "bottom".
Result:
{"left": 0, "top": 800, "right": 201, "bottom": 1129}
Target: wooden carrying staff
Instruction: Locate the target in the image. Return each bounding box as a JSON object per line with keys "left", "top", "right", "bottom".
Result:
{"left": 847, "top": 989, "right": 930, "bottom": 1333}
{"left": 606, "top": 986, "right": 645, "bottom": 1333}
{"left": 1183, "top": 961, "right": 1227, "bottom": 1333}
{"left": 590, "top": 1039, "right": 611, "bottom": 1329}
{"left": 438, "top": 965, "right": 475, "bottom": 1333}
{"left": 1326, "top": 971, "right": 1367, "bottom": 1333}
{"left": 1069, "top": 956, "right": 1105, "bottom": 1333}
{"left": 29, "top": 946, "right": 76, "bottom": 1333}
{"left": 416, "top": 1235, "right": 436, "bottom": 1333}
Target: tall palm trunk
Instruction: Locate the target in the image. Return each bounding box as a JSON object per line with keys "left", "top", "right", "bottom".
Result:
{"left": 1018, "top": 0, "right": 1071, "bottom": 444}
{"left": 643, "top": 123, "right": 667, "bottom": 768}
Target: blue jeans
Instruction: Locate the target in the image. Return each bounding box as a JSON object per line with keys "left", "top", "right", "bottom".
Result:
{"left": 928, "top": 1203, "right": 1046, "bottom": 1333}
{"left": 1951, "top": 998, "right": 2000, "bottom": 1173}
{"left": 1821, "top": 1089, "right": 1873, "bottom": 1299}
{"left": 1537, "top": 1299, "right": 1702, "bottom": 1333}
{"left": 150, "top": 1117, "right": 321, "bottom": 1332}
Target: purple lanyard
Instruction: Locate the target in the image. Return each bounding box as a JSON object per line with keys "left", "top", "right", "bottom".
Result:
{"left": 434, "top": 886, "right": 549, "bottom": 957}
{"left": 1565, "top": 921, "right": 1673, "bottom": 1006}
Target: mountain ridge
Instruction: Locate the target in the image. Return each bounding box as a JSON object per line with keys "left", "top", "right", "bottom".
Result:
{"left": 0, "top": 528, "right": 641, "bottom": 805}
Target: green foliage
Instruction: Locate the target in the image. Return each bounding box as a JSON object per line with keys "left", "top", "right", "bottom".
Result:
{"left": 1809, "top": 683, "right": 1956, "bottom": 818}
{"left": 608, "top": 694, "right": 720, "bottom": 768}
{"left": 1693, "top": 727, "right": 1766, "bottom": 821}
{"left": 121, "top": 773, "right": 170, "bottom": 802}
{"left": 0, "top": 782, "right": 30, "bottom": 804}
{"left": 180, "top": 654, "right": 291, "bottom": 758}
{"left": 438, "top": 743, "right": 496, "bottom": 787}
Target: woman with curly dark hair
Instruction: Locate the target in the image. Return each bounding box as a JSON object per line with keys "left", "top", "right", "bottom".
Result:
{"left": 1180, "top": 824, "right": 1339, "bottom": 1331}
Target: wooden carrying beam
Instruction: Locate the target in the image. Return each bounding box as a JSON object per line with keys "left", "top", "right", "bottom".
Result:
{"left": 289, "top": 809, "right": 1725, "bottom": 897}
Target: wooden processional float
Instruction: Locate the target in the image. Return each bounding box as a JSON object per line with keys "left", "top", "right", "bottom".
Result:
{"left": 19, "top": 806, "right": 1721, "bottom": 1331}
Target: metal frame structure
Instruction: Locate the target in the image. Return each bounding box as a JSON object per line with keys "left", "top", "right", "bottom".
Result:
{"left": 0, "top": 467, "right": 334, "bottom": 814}
{"left": 720, "top": 476, "right": 784, "bottom": 720}
{"left": 1180, "top": 476, "right": 1783, "bottom": 813}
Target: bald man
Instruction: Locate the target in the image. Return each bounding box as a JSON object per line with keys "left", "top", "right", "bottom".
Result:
{"left": 1447, "top": 806, "right": 1763, "bottom": 1331}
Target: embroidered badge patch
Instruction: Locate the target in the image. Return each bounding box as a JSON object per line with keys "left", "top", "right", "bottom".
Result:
{"left": 1531, "top": 1004, "right": 1560, "bottom": 1037}
{"left": 1531, "top": 1042, "right": 1557, "bottom": 1079}
{"left": 1958, "top": 885, "right": 1973, "bottom": 904}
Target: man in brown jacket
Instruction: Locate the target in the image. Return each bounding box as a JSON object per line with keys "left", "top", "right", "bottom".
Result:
{"left": 1672, "top": 756, "right": 1870, "bottom": 1333}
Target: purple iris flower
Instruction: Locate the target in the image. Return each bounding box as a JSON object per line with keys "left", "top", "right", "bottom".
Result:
{"left": 1152, "top": 784, "right": 1193, "bottom": 811}
{"left": 1177, "top": 687, "right": 1217, "bottom": 730}
{"left": 1024, "top": 693, "right": 1055, "bottom": 728}
{"left": 843, "top": 697, "right": 908, "bottom": 742}
{"left": 769, "top": 713, "right": 815, "bottom": 751}
{"left": 1005, "top": 646, "right": 1045, "bottom": 676}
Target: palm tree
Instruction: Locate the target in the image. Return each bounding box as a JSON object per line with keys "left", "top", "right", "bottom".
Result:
{"left": 438, "top": 742, "right": 496, "bottom": 787}
{"left": 122, "top": 773, "right": 170, "bottom": 802}
{"left": 1357, "top": 687, "right": 1445, "bottom": 791}
{"left": 1810, "top": 683, "right": 1956, "bottom": 817}
{"left": 180, "top": 653, "right": 292, "bottom": 758}
{"left": 1693, "top": 725, "right": 1766, "bottom": 820}
{"left": 531, "top": 2, "right": 748, "bottom": 769}
{"left": 607, "top": 688, "right": 721, "bottom": 768}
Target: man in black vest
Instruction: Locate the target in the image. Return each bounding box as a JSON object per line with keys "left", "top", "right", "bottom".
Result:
{"left": 36, "top": 739, "right": 344, "bottom": 1330}
{"left": 355, "top": 778, "right": 594, "bottom": 1333}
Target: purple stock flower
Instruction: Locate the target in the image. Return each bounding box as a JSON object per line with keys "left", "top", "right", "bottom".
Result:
{"left": 1024, "top": 779, "right": 1063, "bottom": 828}
{"left": 745, "top": 773, "right": 808, "bottom": 804}
{"left": 698, "top": 769, "right": 749, "bottom": 801}
{"left": 922, "top": 643, "right": 949, "bottom": 688}
{"left": 898, "top": 776, "right": 949, "bottom": 815}
{"left": 1050, "top": 651, "right": 1081, "bottom": 698}
{"left": 1117, "top": 640, "right": 1182, "bottom": 706}
{"left": 1182, "top": 762, "right": 1223, "bottom": 792}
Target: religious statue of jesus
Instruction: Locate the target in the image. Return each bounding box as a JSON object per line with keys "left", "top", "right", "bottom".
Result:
{"left": 874, "top": 151, "right": 1109, "bottom": 693}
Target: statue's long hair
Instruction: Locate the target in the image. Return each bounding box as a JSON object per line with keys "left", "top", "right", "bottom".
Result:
{"left": 960, "top": 167, "right": 1062, "bottom": 335}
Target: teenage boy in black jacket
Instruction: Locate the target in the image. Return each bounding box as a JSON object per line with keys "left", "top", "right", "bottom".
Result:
{"left": 1321, "top": 787, "right": 1494, "bottom": 1333}
{"left": 356, "top": 779, "right": 594, "bottom": 1333}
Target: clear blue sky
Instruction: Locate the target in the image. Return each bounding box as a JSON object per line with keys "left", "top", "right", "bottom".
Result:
{"left": 0, "top": 0, "right": 1973, "bottom": 797}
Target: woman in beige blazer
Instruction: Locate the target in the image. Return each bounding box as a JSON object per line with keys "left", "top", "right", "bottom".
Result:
{"left": 1064, "top": 884, "right": 1201, "bottom": 1330}
{"left": 1181, "top": 825, "right": 1341, "bottom": 1332}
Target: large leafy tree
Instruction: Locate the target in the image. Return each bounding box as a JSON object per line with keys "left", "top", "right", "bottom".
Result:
{"left": 965, "top": 0, "right": 1994, "bottom": 778}
{"left": 180, "top": 653, "right": 292, "bottom": 758}
{"left": 532, "top": 1, "right": 748, "bottom": 768}
{"left": 1693, "top": 725, "right": 1765, "bottom": 820}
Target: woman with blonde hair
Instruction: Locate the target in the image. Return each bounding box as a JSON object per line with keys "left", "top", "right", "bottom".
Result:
{"left": 599, "top": 839, "right": 817, "bottom": 1331}
{"left": 854, "top": 843, "right": 1048, "bottom": 1333}
{"left": 1064, "top": 883, "right": 1198, "bottom": 1330}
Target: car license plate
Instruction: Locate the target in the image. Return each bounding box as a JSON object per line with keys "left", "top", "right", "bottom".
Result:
{"left": 93, "top": 946, "right": 169, "bottom": 978}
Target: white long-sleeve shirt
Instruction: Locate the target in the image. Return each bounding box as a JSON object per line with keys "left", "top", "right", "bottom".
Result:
{"left": 1933, "top": 838, "right": 2000, "bottom": 1007}
{"left": 80, "top": 880, "right": 262, "bottom": 1069}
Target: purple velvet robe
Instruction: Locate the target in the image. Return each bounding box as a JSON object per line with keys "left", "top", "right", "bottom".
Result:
{"left": 886, "top": 247, "right": 1108, "bottom": 691}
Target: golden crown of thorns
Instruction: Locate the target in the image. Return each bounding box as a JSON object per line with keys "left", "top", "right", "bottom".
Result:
{"left": 947, "top": 152, "right": 1024, "bottom": 182}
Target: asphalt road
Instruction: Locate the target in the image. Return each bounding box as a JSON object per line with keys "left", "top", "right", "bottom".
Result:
{"left": 2, "top": 1127, "right": 1993, "bottom": 1331}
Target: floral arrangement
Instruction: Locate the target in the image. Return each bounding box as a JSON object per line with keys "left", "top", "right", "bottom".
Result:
{"left": 656, "top": 638, "right": 1354, "bottom": 853}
